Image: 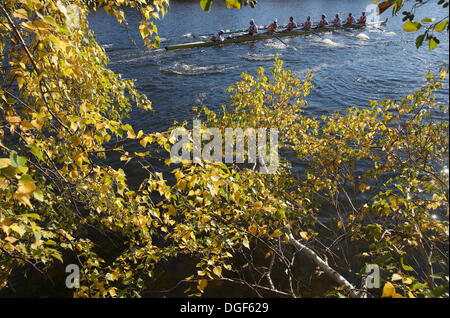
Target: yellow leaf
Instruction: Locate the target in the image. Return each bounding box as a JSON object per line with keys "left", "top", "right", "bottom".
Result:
{"left": 0, "top": 158, "right": 11, "bottom": 169}
{"left": 392, "top": 273, "right": 403, "bottom": 281}
{"left": 17, "top": 176, "right": 36, "bottom": 194}
{"left": 80, "top": 102, "right": 89, "bottom": 113}
{"left": 10, "top": 224, "right": 25, "bottom": 237}
{"left": 402, "top": 277, "right": 413, "bottom": 285}
{"left": 213, "top": 266, "right": 222, "bottom": 277}
{"left": 6, "top": 116, "right": 21, "bottom": 124}
{"left": 392, "top": 293, "right": 404, "bottom": 298}
{"left": 381, "top": 282, "right": 396, "bottom": 298}
{"left": 252, "top": 201, "right": 263, "bottom": 209}
{"left": 168, "top": 205, "right": 176, "bottom": 216}
{"left": 13, "top": 9, "right": 28, "bottom": 20}
{"left": 0, "top": 177, "right": 9, "bottom": 190}
{"left": 177, "top": 179, "right": 186, "bottom": 191}
{"left": 69, "top": 170, "right": 79, "bottom": 179}
{"left": 108, "top": 287, "right": 117, "bottom": 297}
{"left": 198, "top": 279, "right": 207, "bottom": 292}
{"left": 248, "top": 224, "right": 258, "bottom": 236}
{"left": 270, "top": 229, "right": 282, "bottom": 238}
{"left": 300, "top": 231, "right": 309, "bottom": 240}
{"left": 5, "top": 236, "right": 18, "bottom": 243}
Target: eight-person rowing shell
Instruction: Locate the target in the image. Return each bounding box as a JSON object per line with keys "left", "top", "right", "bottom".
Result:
{"left": 211, "top": 11, "right": 372, "bottom": 43}
{"left": 167, "top": 13, "right": 387, "bottom": 50}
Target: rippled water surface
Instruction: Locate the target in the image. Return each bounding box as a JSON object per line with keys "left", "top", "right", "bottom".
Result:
{"left": 88, "top": 0, "right": 449, "bottom": 134}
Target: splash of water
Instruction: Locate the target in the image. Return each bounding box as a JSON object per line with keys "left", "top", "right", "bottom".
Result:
{"left": 356, "top": 33, "right": 370, "bottom": 40}
{"left": 242, "top": 53, "right": 277, "bottom": 62}
{"left": 161, "top": 62, "right": 238, "bottom": 76}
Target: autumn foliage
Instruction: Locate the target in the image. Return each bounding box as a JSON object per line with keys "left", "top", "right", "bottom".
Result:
{"left": 0, "top": 0, "right": 448, "bottom": 297}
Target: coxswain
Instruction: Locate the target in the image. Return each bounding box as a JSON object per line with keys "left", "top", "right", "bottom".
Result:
{"left": 211, "top": 30, "right": 225, "bottom": 42}
{"left": 248, "top": 19, "right": 258, "bottom": 36}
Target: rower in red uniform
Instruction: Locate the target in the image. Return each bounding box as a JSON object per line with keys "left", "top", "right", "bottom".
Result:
{"left": 303, "top": 16, "right": 312, "bottom": 30}
{"left": 344, "top": 13, "right": 356, "bottom": 25}
{"left": 332, "top": 14, "right": 341, "bottom": 27}
{"left": 267, "top": 18, "right": 278, "bottom": 33}
{"left": 358, "top": 12, "right": 367, "bottom": 24}
{"left": 286, "top": 16, "right": 298, "bottom": 31}
{"left": 318, "top": 14, "right": 328, "bottom": 28}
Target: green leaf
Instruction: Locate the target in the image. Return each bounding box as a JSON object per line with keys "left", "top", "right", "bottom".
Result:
{"left": 421, "top": 18, "right": 433, "bottom": 23}
{"left": 401, "top": 257, "right": 414, "bottom": 271}
{"left": 10, "top": 151, "right": 27, "bottom": 168}
{"left": 429, "top": 37, "right": 438, "bottom": 50}
{"left": 403, "top": 21, "right": 421, "bottom": 32}
{"left": 434, "top": 20, "right": 448, "bottom": 32}
{"left": 415, "top": 34, "right": 425, "bottom": 48}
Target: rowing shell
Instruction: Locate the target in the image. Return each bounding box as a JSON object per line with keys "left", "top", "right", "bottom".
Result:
{"left": 165, "top": 19, "right": 388, "bottom": 51}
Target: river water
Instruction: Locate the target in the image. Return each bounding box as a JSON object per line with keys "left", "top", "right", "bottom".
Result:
{"left": 88, "top": 0, "right": 448, "bottom": 178}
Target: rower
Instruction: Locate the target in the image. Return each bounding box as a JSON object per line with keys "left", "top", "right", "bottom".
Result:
{"left": 303, "top": 16, "right": 312, "bottom": 30}
{"left": 318, "top": 14, "right": 328, "bottom": 28}
{"left": 248, "top": 19, "right": 258, "bottom": 36}
{"left": 344, "top": 13, "right": 356, "bottom": 25}
{"left": 267, "top": 18, "right": 278, "bottom": 33}
{"left": 358, "top": 12, "right": 367, "bottom": 24}
{"left": 210, "top": 30, "right": 225, "bottom": 42}
{"left": 332, "top": 14, "right": 341, "bottom": 27}
{"left": 286, "top": 16, "right": 298, "bottom": 31}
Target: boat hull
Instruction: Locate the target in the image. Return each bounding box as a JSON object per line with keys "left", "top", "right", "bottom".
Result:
{"left": 165, "top": 19, "right": 387, "bottom": 51}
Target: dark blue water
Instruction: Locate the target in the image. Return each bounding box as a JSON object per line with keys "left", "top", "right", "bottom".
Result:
{"left": 88, "top": 0, "right": 448, "bottom": 133}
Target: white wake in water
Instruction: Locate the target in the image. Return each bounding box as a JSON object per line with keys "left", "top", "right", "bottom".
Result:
{"left": 264, "top": 39, "right": 289, "bottom": 49}
{"left": 242, "top": 53, "right": 277, "bottom": 62}
{"left": 182, "top": 33, "right": 194, "bottom": 38}
{"left": 294, "top": 63, "right": 329, "bottom": 75}
{"left": 369, "top": 29, "right": 396, "bottom": 36}
{"left": 356, "top": 33, "right": 370, "bottom": 40}
{"left": 321, "top": 38, "right": 343, "bottom": 47}
{"left": 161, "top": 62, "right": 238, "bottom": 76}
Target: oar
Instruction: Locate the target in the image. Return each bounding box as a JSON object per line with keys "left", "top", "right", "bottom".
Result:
{"left": 272, "top": 33, "right": 297, "bottom": 51}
